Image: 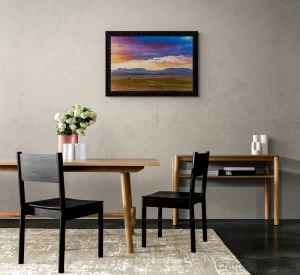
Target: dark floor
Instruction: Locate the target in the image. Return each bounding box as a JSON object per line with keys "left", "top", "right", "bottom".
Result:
{"left": 1, "top": 219, "right": 299, "bottom": 275}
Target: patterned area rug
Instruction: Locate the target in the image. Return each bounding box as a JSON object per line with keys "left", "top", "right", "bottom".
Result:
{"left": 0, "top": 229, "right": 249, "bottom": 275}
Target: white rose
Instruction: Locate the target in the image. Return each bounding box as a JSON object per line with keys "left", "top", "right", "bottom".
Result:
{"left": 75, "top": 104, "right": 81, "bottom": 110}
{"left": 80, "top": 122, "right": 87, "bottom": 129}
{"left": 54, "top": 112, "right": 66, "bottom": 122}
{"left": 74, "top": 110, "right": 81, "bottom": 117}
{"left": 80, "top": 112, "right": 88, "bottom": 119}
{"left": 89, "top": 120, "right": 95, "bottom": 125}
{"left": 76, "top": 128, "right": 85, "bottom": 136}
{"left": 69, "top": 124, "right": 77, "bottom": 131}
{"left": 66, "top": 118, "right": 73, "bottom": 124}
{"left": 59, "top": 113, "right": 66, "bottom": 122}
{"left": 89, "top": 112, "right": 97, "bottom": 119}
{"left": 57, "top": 122, "right": 66, "bottom": 130}
{"left": 54, "top": 112, "right": 61, "bottom": 121}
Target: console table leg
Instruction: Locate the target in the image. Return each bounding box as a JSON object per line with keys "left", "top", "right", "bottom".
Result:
{"left": 172, "top": 155, "right": 179, "bottom": 226}
{"left": 264, "top": 162, "right": 270, "bottom": 220}
{"left": 274, "top": 157, "right": 280, "bottom": 225}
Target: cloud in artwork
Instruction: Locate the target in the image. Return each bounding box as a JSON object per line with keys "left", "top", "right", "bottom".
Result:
{"left": 112, "top": 55, "right": 193, "bottom": 71}
{"left": 111, "top": 36, "right": 193, "bottom": 70}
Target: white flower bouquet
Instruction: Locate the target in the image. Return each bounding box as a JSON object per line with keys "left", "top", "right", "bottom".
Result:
{"left": 54, "top": 104, "right": 97, "bottom": 136}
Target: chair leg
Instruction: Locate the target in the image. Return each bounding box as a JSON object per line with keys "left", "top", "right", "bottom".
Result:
{"left": 142, "top": 199, "right": 147, "bottom": 247}
{"left": 202, "top": 200, "right": 207, "bottom": 242}
{"left": 158, "top": 207, "right": 162, "bottom": 238}
{"left": 18, "top": 212, "right": 25, "bottom": 264}
{"left": 58, "top": 219, "right": 66, "bottom": 273}
{"left": 98, "top": 205, "right": 104, "bottom": 258}
{"left": 189, "top": 206, "right": 196, "bottom": 253}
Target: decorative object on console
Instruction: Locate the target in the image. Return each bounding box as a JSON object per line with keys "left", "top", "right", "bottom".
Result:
{"left": 251, "top": 134, "right": 268, "bottom": 155}
{"left": 251, "top": 141, "right": 261, "bottom": 155}
{"left": 208, "top": 170, "right": 219, "bottom": 176}
{"left": 106, "top": 31, "right": 198, "bottom": 97}
{"left": 224, "top": 167, "right": 255, "bottom": 171}
{"left": 260, "top": 134, "right": 268, "bottom": 154}
{"left": 54, "top": 105, "right": 97, "bottom": 152}
{"left": 219, "top": 169, "right": 256, "bottom": 176}
{"left": 253, "top": 135, "right": 259, "bottom": 142}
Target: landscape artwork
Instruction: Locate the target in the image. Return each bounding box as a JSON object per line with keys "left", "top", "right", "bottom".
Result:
{"left": 106, "top": 32, "right": 198, "bottom": 96}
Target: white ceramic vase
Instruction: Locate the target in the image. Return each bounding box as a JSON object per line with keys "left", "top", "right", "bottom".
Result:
{"left": 251, "top": 141, "right": 261, "bottom": 155}
{"left": 260, "top": 135, "right": 268, "bottom": 154}
{"left": 251, "top": 134, "right": 269, "bottom": 155}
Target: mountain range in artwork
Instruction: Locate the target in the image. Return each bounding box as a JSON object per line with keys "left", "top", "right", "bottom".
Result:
{"left": 112, "top": 68, "right": 193, "bottom": 75}
{"left": 110, "top": 36, "right": 194, "bottom": 92}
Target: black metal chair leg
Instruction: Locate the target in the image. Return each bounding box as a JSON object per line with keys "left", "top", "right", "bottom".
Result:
{"left": 98, "top": 205, "right": 103, "bottom": 258}
{"left": 202, "top": 200, "right": 207, "bottom": 242}
{"left": 142, "top": 200, "right": 147, "bottom": 247}
{"left": 189, "top": 206, "right": 196, "bottom": 253}
{"left": 158, "top": 207, "right": 162, "bottom": 237}
{"left": 59, "top": 219, "right": 66, "bottom": 273}
{"left": 18, "top": 212, "right": 25, "bottom": 264}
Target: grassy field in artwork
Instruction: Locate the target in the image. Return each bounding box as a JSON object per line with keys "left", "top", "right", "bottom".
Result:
{"left": 111, "top": 75, "right": 193, "bottom": 92}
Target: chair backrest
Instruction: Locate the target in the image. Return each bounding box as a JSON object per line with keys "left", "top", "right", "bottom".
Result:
{"left": 190, "top": 151, "right": 210, "bottom": 199}
{"left": 16, "top": 152, "right": 66, "bottom": 209}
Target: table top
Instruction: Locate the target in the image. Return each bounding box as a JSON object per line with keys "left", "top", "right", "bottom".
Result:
{"left": 0, "top": 158, "right": 160, "bottom": 167}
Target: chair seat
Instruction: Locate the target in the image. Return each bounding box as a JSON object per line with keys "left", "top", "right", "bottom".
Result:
{"left": 27, "top": 198, "right": 103, "bottom": 210}
{"left": 143, "top": 191, "right": 202, "bottom": 201}
{"left": 142, "top": 191, "right": 202, "bottom": 209}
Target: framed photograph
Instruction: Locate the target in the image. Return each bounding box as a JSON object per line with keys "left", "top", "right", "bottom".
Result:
{"left": 106, "top": 31, "right": 198, "bottom": 96}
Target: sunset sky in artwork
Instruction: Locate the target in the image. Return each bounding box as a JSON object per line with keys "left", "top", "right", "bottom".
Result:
{"left": 111, "top": 36, "right": 193, "bottom": 71}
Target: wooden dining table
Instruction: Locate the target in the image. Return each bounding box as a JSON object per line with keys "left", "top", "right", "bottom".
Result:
{"left": 0, "top": 158, "right": 160, "bottom": 253}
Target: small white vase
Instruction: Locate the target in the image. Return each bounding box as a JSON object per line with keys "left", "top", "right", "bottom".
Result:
{"left": 253, "top": 135, "right": 259, "bottom": 142}
{"left": 251, "top": 142, "right": 261, "bottom": 155}
{"left": 75, "top": 143, "right": 87, "bottom": 160}
{"left": 63, "top": 144, "right": 75, "bottom": 160}
{"left": 260, "top": 135, "right": 268, "bottom": 154}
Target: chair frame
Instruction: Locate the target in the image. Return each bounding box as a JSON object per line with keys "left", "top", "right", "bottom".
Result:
{"left": 17, "top": 152, "right": 103, "bottom": 273}
{"left": 142, "top": 151, "right": 210, "bottom": 252}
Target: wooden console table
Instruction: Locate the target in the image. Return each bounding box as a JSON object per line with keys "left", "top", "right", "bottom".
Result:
{"left": 0, "top": 158, "right": 160, "bottom": 253}
{"left": 172, "top": 154, "right": 280, "bottom": 225}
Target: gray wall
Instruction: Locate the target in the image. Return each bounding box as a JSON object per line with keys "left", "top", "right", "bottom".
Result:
{"left": 0, "top": 0, "right": 300, "bottom": 219}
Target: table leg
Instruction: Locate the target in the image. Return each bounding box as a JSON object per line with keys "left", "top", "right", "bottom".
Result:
{"left": 172, "top": 155, "right": 179, "bottom": 226}
{"left": 131, "top": 206, "right": 136, "bottom": 235}
{"left": 264, "top": 161, "right": 270, "bottom": 220}
{"left": 274, "top": 156, "right": 280, "bottom": 225}
{"left": 121, "top": 172, "right": 134, "bottom": 253}
{"left": 126, "top": 173, "right": 135, "bottom": 235}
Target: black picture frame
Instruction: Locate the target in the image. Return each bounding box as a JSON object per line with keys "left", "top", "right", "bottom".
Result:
{"left": 106, "top": 31, "right": 198, "bottom": 97}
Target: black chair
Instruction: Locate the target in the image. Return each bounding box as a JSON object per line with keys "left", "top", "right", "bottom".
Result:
{"left": 142, "top": 151, "right": 210, "bottom": 252}
{"left": 16, "top": 152, "right": 104, "bottom": 273}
